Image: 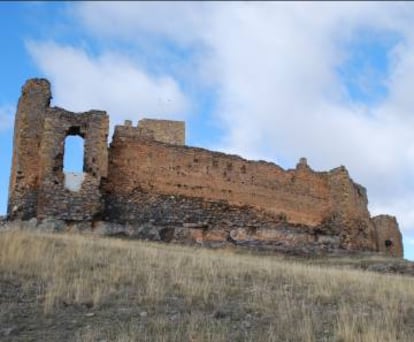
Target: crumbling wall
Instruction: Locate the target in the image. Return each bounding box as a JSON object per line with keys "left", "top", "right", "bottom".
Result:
{"left": 372, "top": 215, "right": 403, "bottom": 257}
{"left": 106, "top": 127, "right": 331, "bottom": 226}
{"left": 104, "top": 126, "right": 378, "bottom": 251}
{"left": 8, "top": 79, "right": 109, "bottom": 222}
{"left": 36, "top": 108, "right": 109, "bottom": 221}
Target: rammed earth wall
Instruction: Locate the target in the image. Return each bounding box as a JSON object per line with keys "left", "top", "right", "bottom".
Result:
{"left": 103, "top": 131, "right": 378, "bottom": 252}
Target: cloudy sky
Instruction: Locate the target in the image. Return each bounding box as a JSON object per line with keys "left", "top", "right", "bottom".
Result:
{"left": 1, "top": 2, "right": 414, "bottom": 259}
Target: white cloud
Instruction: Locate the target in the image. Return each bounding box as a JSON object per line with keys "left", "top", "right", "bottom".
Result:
{"left": 72, "top": 2, "right": 209, "bottom": 45}
{"left": 179, "top": 4, "right": 414, "bottom": 233}
{"left": 0, "top": 105, "right": 14, "bottom": 132}
{"left": 39, "top": 2, "right": 414, "bottom": 239}
{"left": 26, "top": 41, "right": 189, "bottom": 131}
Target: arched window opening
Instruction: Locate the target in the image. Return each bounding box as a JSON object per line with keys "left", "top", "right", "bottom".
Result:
{"left": 63, "top": 134, "right": 85, "bottom": 192}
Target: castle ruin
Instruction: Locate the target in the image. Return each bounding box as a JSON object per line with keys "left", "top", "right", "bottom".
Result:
{"left": 7, "top": 79, "right": 403, "bottom": 257}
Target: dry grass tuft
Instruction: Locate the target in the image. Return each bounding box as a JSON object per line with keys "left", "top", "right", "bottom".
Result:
{"left": 1, "top": 229, "right": 414, "bottom": 341}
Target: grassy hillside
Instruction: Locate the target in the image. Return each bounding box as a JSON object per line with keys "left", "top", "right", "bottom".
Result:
{"left": 0, "top": 229, "right": 414, "bottom": 341}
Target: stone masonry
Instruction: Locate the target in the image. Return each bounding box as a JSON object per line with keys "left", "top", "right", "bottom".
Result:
{"left": 8, "top": 79, "right": 108, "bottom": 222}
{"left": 8, "top": 79, "right": 51, "bottom": 220}
{"left": 7, "top": 79, "right": 404, "bottom": 257}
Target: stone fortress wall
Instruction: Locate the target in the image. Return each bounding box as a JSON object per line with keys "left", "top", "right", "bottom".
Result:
{"left": 7, "top": 79, "right": 404, "bottom": 257}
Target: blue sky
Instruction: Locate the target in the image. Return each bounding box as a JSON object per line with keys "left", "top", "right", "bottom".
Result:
{"left": 1, "top": 2, "right": 414, "bottom": 260}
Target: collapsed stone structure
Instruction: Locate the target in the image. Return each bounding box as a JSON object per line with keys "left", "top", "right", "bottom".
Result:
{"left": 7, "top": 78, "right": 403, "bottom": 257}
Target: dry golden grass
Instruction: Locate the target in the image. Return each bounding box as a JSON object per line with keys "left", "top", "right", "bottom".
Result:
{"left": 1, "top": 229, "right": 414, "bottom": 341}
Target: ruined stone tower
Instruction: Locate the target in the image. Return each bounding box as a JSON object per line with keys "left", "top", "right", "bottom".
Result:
{"left": 8, "top": 79, "right": 109, "bottom": 221}
{"left": 8, "top": 79, "right": 51, "bottom": 220}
